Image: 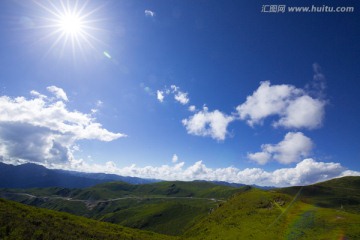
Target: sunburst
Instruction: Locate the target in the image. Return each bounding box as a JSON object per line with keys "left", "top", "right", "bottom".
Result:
{"left": 35, "top": 0, "right": 103, "bottom": 59}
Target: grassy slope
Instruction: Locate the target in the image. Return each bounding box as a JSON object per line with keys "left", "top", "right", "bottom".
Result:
{"left": 0, "top": 198, "right": 176, "bottom": 240}
{"left": 2, "top": 177, "right": 360, "bottom": 239}
{"left": 276, "top": 176, "right": 360, "bottom": 214}
{"left": 183, "top": 188, "right": 360, "bottom": 240}
{"left": 0, "top": 181, "right": 246, "bottom": 236}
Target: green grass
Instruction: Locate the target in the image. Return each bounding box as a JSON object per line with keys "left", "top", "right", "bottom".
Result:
{"left": 2, "top": 177, "right": 360, "bottom": 239}
{"left": 0, "top": 198, "right": 176, "bottom": 240}
{"left": 276, "top": 176, "right": 360, "bottom": 214}
{"left": 183, "top": 188, "right": 360, "bottom": 239}
{"left": 0, "top": 181, "right": 246, "bottom": 236}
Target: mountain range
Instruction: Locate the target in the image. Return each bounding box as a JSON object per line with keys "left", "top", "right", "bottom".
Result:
{"left": 1, "top": 162, "right": 360, "bottom": 239}
{"left": 0, "top": 162, "right": 158, "bottom": 188}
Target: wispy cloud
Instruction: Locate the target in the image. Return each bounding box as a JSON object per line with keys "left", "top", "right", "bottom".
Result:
{"left": 156, "top": 85, "right": 190, "bottom": 105}
{"left": 174, "top": 91, "right": 189, "bottom": 105}
{"left": 47, "top": 85, "right": 69, "bottom": 102}
{"left": 248, "top": 132, "right": 313, "bottom": 165}
{"left": 145, "top": 10, "right": 155, "bottom": 17}
{"left": 172, "top": 154, "right": 178, "bottom": 163}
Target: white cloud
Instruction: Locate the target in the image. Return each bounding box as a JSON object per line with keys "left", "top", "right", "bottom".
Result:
{"left": 188, "top": 105, "right": 196, "bottom": 112}
{"left": 182, "top": 107, "right": 234, "bottom": 141}
{"left": 145, "top": 10, "right": 155, "bottom": 17}
{"left": 236, "top": 81, "right": 326, "bottom": 129}
{"left": 248, "top": 132, "right": 313, "bottom": 165}
{"left": 174, "top": 91, "right": 189, "bottom": 105}
{"left": 170, "top": 85, "right": 179, "bottom": 92}
{"left": 47, "top": 86, "right": 69, "bottom": 102}
{"left": 157, "top": 90, "right": 164, "bottom": 103}
{"left": 164, "top": 85, "right": 190, "bottom": 105}
{"left": 172, "top": 154, "right": 178, "bottom": 163}
{"left": 0, "top": 87, "right": 125, "bottom": 165}
{"left": 273, "top": 95, "right": 325, "bottom": 129}
{"left": 247, "top": 152, "right": 271, "bottom": 165}
{"left": 91, "top": 100, "right": 104, "bottom": 114}
{"left": 57, "top": 158, "right": 360, "bottom": 187}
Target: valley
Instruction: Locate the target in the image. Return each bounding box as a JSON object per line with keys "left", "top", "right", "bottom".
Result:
{"left": 1, "top": 176, "right": 360, "bottom": 239}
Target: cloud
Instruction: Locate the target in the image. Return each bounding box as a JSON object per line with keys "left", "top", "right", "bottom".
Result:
{"left": 61, "top": 158, "right": 360, "bottom": 187}
{"left": 182, "top": 107, "right": 234, "bottom": 141}
{"left": 0, "top": 87, "right": 125, "bottom": 165}
{"left": 47, "top": 86, "right": 69, "bottom": 102}
{"left": 170, "top": 85, "right": 189, "bottom": 105}
{"left": 157, "top": 90, "right": 164, "bottom": 103}
{"left": 174, "top": 91, "right": 189, "bottom": 105}
{"left": 312, "top": 62, "right": 326, "bottom": 91}
{"left": 156, "top": 85, "right": 190, "bottom": 105}
{"left": 273, "top": 95, "right": 325, "bottom": 129}
{"left": 247, "top": 152, "right": 271, "bottom": 165}
{"left": 172, "top": 154, "right": 178, "bottom": 163}
{"left": 236, "top": 81, "right": 326, "bottom": 129}
{"left": 248, "top": 132, "right": 313, "bottom": 165}
{"left": 188, "top": 105, "right": 196, "bottom": 112}
{"left": 145, "top": 10, "right": 155, "bottom": 17}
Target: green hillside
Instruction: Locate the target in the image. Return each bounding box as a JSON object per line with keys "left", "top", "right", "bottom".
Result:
{"left": 184, "top": 188, "right": 360, "bottom": 239}
{"left": 0, "top": 181, "right": 245, "bottom": 236}
{"left": 2, "top": 177, "right": 360, "bottom": 239}
{"left": 0, "top": 198, "right": 176, "bottom": 240}
{"left": 276, "top": 176, "right": 360, "bottom": 214}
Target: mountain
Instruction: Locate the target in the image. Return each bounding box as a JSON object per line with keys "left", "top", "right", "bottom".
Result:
{"left": 209, "top": 180, "right": 274, "bottom": 190}
{"left": 275, "top": 176, "right": 360, "bottom": 214}
{"left": 0, "top": 180, "right": 247, "bottom": 236}
{"left": 184, "top": 177, "right": 360, "bottom": 239}
{"left": 1, "top": 176, "right": 360, "bottom": 239}
{"left": 0, "top": 162, "right": 158, "bottom": 189}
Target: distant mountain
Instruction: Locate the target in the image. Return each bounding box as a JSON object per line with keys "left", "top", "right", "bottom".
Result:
{"left": 0, "top": 162, "right": 158, "bottom": 189}
{"left": 209, "top": 180, "right": 274, "bottom": 190}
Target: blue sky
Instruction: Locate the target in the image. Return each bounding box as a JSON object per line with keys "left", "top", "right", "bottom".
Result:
{"left": 0, "top": 0, "right": 359, "bottom": 186}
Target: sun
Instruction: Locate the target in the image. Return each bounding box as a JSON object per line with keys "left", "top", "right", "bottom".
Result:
{"left": 59, "top": 13, "right": 84, "bottom": 36}
{"left": 35, "top": 0, "right": 103, "bottom": 58}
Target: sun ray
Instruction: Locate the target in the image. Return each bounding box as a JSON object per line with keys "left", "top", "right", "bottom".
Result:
{"left": 33, "top": 0, "right": 104, "bottom": 60}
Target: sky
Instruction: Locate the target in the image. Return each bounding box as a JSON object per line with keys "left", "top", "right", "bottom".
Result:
{"left": 0, "top": 0, "right": 360, "bottom": 186}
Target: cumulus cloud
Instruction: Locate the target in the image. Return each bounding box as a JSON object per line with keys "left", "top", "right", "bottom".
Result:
{"left": 145, "top": 10, "right": 155, "bottom": 17}
{"left": 236, "top": 81, "right": 326, "bottom": 129}
{"left": 0, "top": 87, "right": 125, "bottom": 165}
{"left": 248, "top": 132, "right": 313, "bottom": 165}
{"left": 273, "top": 95, "right": 325, "bottom": 129}
{"left": 182, "top": 107, "right": 234, "bottom": 141}
{"left": 64, "top": 158, "right": 360, "bottom": 187}
{"left": 47, "top": 86, "right": 69, "bottom": 102}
